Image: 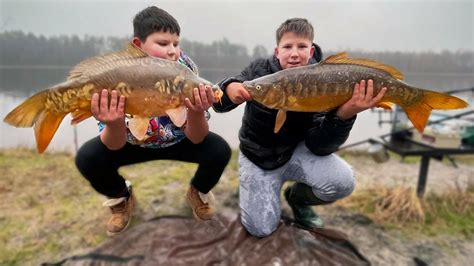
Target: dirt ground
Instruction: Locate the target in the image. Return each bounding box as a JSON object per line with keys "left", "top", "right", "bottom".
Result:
{"left": 217, "top": 152, "right": 473, "bottom": 266}
{"left": 295, "top": 153, "right": 473, "bottom": 266}
{"left": 3, "top": 148, "right": 471, "bottom": 265}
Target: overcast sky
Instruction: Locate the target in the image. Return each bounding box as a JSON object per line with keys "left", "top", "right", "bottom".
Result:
{"left": 1, "top": 0, "right": 473, "bottom": 53}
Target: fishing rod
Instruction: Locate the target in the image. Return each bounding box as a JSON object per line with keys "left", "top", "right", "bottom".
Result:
{"left": 445, "top": 87, "right": 474, "bottom": 95}
{"left": 339, "top": 109, "right": 474, "bottom": 150}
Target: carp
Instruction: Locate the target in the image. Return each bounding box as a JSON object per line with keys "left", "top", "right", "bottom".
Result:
{"left": 3, "top": 43, "right": 223, "bottom": 153}
{"left": 243, "top": 52, "right": 468, "bottom": 133}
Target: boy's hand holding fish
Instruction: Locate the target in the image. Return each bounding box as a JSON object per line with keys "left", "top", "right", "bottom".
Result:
{"left": 183, "top": 83, "right": 216, "bottom": 144}
{"left": 92, "top": 89, "right": 126, "bottom": 127}
{"left": 336, "top": 79, "right": 387, "bottom": 120}
{"left": 227, "top": 82, "right": 252, "bottom": 104}
{"left": 185, "top": 84, "right": 216, "bottom": 113}
{"left": 92, "top": 89, "right": 127, "bottom": 150}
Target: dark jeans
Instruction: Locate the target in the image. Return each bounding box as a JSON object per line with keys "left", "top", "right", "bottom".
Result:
{"left": 75, "top": 132, "right": 231, "bottom": 198}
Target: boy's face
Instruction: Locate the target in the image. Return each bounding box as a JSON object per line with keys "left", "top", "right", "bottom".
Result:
{"left": 133, "top": 31, "right": 181, "bottom": 61}
{"left": 275, "top": 32, "right": 314, "bottom": 70}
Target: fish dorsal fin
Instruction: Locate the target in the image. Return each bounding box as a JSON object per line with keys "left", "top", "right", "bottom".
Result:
{"left": 321, "top": 52, "right": 350, "bottom": 62}
{"left": 320, "top": 52, "right": 404, "bottom": 80}
{"left": 67, "top": 42, "right": 149, "bottom": 80}
{"left": 125, "top": 42, "right": 148, "bottom": 58}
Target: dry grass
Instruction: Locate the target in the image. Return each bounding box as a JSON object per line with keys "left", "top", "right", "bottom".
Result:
{"left": 374, "top": 187, "right": 425, "bottom": 224}
{"left": 0, "top": 148, "right": 240, "bottom": 265}
{"left": 423, "top": 189, "right": 474, "bottom": 236}
{"left": 337, "top": 149, "right": 473, "bottom": 232}
{"left": 340, "top": 187, "right": 425, "bottom": 225}
{"left": 0, "top": 148, "right": 472, "bottom": 265}
{"left": 0, "top": 148, "right": 109, "bottom": 265}
{"left": 339, "top": 186, "right": 474, "bottom": 236}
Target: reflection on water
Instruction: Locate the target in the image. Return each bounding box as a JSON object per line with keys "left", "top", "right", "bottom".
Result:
{"left": 0, "top": 67, "right": 71, "bottom": 94}
{"left": 0, "top": 68, "right": 472, "bottom": 153}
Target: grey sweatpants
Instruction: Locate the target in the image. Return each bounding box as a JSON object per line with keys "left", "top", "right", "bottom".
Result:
{"left": 239, "top": 142, "right": 355, "bottom": 237}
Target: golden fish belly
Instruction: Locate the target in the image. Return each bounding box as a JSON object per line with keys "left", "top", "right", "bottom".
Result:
{"left": 286, "top": 94, "right": 352, "bottom": 112}
{"left": 125, "top": 90, "right": 183, "bottom": 116}
{"left": 45, "top": 75, "right": 187, "bottom": 117}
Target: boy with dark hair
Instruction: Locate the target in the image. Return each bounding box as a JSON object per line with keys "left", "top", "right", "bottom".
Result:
{"left": 214, "top": 18, "right": 386, "bottom": 237}
{"left": 75, "top": 6, "right": 231, "bottom": 236}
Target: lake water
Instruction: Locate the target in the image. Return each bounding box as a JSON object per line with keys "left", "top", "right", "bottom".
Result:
{"left": 0, "top": 67, "right": 472, "bottom": 153}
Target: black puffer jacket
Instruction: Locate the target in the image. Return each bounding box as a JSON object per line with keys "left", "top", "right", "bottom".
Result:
{"left": 213, "top": 44, "right": 356, "bottom": 170}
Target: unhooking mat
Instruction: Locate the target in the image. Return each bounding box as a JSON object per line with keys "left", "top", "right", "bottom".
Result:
{"left": 44, "top": 215, "right": 370, "bottom": 265}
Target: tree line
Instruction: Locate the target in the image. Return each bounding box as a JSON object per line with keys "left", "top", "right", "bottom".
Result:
{"left": 0, "top": 30, "right": 472, "bottom": 77}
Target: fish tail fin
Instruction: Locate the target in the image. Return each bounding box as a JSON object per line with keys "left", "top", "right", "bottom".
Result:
{"left": 3, "top": 90, "right": 66, "bottom": 153}
{"left": 403, "top": 90, "right": 468, "bottom": 133}
{"left": 3, "top": 91, "right": 48, "bottom": 128}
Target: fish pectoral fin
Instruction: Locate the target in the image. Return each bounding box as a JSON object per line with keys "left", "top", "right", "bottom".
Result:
{"left": 128, "top": 116, "right": 150, "bottom": 141}
{"left": 166, "top": 106, "right": 187, "bottom": 127}
{"left": 71, "top": 109, "right": 93, "bottom": 125}
{"left": 34, "top": 110, "right": 66, "bottom": 153}
{"left": 375, "top": 101, "right": 394, "bottom": 111}
{"left": 274, "top": 109, "right": 287, "bottom": 134}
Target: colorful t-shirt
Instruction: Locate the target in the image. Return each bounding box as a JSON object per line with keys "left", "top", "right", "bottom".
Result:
{"left": 98, "top": 51, "right": 203, "bottom": 149}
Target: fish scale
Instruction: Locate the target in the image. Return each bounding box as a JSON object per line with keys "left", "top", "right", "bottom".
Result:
{"left": 3, "top": 42, "right": 223, "bottom": 153}
{"left": 243, "top": 52, "right": 468, "bottom": 134}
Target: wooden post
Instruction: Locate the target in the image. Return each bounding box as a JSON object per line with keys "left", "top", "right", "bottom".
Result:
{"left": 416, "top": 156, "right": 430, "bottom": 198}
{"left": 73, "top": 125, "right": 78, "bottom": 153}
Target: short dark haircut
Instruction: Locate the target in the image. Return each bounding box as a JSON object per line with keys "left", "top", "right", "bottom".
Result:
{"left": 133, "top": 6, "right": 181, "bottom": 42}
{"left": 276, "top": 18, "right": 314, "bottom": 44}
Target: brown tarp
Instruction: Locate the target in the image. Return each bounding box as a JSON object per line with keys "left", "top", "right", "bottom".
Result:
{"left": 45, "top": 215, "right": 370, "bottom": 265}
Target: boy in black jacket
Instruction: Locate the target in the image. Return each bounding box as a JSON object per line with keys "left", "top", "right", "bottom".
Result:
{"left": 214, "top": 18, "right": 386, "bottom": 237}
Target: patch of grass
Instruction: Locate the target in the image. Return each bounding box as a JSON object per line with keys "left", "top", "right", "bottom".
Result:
{"left": 423, "top": 191, "right": 474, "bottom": 237}
{"left": 450, "top": 154, "right": 474, "bottom": 165}
{"left": 2, "top": 147, "right": 471, "bottom": 265}
{"left": 396, "top": 154, "right": 421, "bottom": 164}
{"left": 337, "top": 149, "right": 372, "bottom": 161}
{"left": 0, "top": 149, "right": 109, "bottom": 265}
{"left": 338, "top": 149, "right": 420, "bottom": 164}
{"left": 0, "top": 148, "right": 241, "bottom": 265}
{"left": 339, "top": 187, "right": 474, "bottom": 238}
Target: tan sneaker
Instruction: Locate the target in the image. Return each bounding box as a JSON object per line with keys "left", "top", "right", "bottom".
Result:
{"left": 103, "top": 181, "right": 135, "bottom": 236}
{"left": 185, "top": 185, "right": 215, "bottom": 221}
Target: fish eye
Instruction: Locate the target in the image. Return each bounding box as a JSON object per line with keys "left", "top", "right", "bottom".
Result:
{"left": 256, "top": 85, "right": 262, "bottom": 91}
